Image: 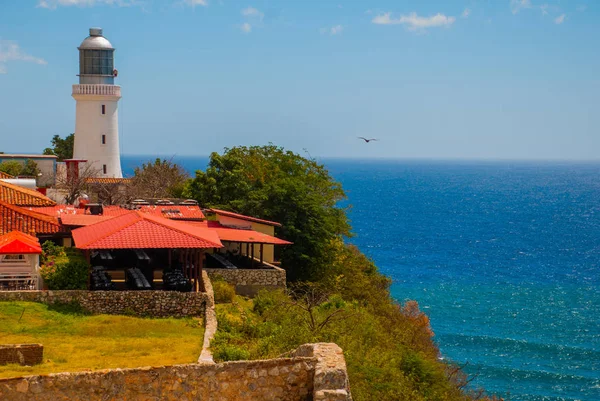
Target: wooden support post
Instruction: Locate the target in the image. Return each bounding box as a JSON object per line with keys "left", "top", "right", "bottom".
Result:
{"left": 251, "top": 244, "right": 255, "bottom": 268}
{"left": 260, "top": 243, "right": 264, "bottom": 265}
{"left": 246, "top": 243, "right": 249, "bottom": 257}
{"left": 85, "top": 250, "right": 91, "bottom": 289}
{"left": 199, "top": 250, "right": 205, "bottom": 292}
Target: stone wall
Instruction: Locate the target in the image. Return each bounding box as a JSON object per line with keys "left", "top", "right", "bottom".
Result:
{"left": 206, "top": 264, "right": 286, "bottom": 297}
{"left": 198, "top": 270, "right": 217, "bottom": 364}
{"left": 0, "top": 344, "right": 43, "bottom": 366}
{"left": 0, "top": 290, "right": 208, "bottom": 318}
{"left": 0, "top": 343, "right": 351, "bottom": 401}
{"left": 291, "top": 344, "right": 352, "bottom": 401}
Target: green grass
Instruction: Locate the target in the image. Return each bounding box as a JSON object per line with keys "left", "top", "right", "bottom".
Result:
{"left": 0, "top": 301, "right": 204, "bottom": 378}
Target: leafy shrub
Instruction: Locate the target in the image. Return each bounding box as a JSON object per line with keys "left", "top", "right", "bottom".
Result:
{"left": 40, "top": 245, "right": 88, "bottom": 290}
{"left": 213, "top": 344, "right": 250, "bottom": 361}
{"left": 211, "top": 276, "right": 236, "bottom": 303}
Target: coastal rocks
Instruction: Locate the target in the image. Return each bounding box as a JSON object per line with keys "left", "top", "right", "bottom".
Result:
{"left": 0, "top": 290, "right": 208, "bottom": 318}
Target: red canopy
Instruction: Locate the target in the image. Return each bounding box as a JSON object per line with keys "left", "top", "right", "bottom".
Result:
{"left": 0, "top": 231, "right": 42, "bottom": 254}
{"left": 187, "top": 221, "right": 292, "bottom": 245}
{"left": 72, "top": 211, "right": 223, "bottom": 250}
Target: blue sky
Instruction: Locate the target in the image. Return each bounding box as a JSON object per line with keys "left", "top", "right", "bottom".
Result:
{"left": 0, "top": 0, "right": 598, "bottom": 160}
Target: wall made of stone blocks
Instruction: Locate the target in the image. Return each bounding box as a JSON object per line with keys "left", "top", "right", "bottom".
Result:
{"left": 0, "top": 290, "right": 208, "bottom": 318}
{"left": 0, "top": 357, "right": 316, "bottom": 401}
{"left": 206, "top": 266, "right": 286, "bottom": 297}
{"left": 0, "top": 344, "right": 43, "bottom": 367}
{"left": 0, "top": 343, "right": 352, "bottom": 401}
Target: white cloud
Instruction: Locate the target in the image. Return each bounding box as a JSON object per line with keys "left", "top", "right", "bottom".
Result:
{"left": 554, "top": 13, "right": 565, "bottom": 24}
{"left": 242, "top": 6, "right": 263, "bottom": 20}
{"left": 240, "top": 22, "right": 252, "bottom": 33}
{"left": 576, "top": 5, "right": 587, "bottom": 12}
{"left": 321, "top": 25, "right": 344, "bottom": 35}
{"left": 510, "top": 0, "right": 532, "bottom": 14}
{"left": 183, "top": 0, "right": 207, "bottom": 6}
{"left": 372, "top": 12, "right": 456, "bottom": 30}
{"left": 0, "top": 40, "right": 47, "bottom": 74}
{"left": 461, "top": 8, "right": 471, "bottom": 18}
{"left": 239, "top": 6, "right": 263, "bottom": 34}
{"left": 540, "top": 4, "right": 548, "bottom": 15}
{"left": 37, "top": 0, "right": 141, "bottom": 8}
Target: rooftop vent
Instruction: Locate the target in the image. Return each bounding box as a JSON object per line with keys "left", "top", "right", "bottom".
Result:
{"left": 156, "top": 200, "right": 175, "bottom": 205}
{"left": 180, "top": 199, "right": 199, "bottom": 206}
{"left": 89, "top": 27, "right": 103, "bottom": 36}
{"left": 131, "top": 199, "right": 150, "bottom": 205}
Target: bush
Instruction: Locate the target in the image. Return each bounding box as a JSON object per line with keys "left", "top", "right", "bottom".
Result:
{"left": 213, "top": 344, "right": 250, "bottom": 361}
{"left": 211, "top": 276, "right": 236, "bottom": 304}
{"left": 40, "top": 245, "right": 89, "bottom": 290}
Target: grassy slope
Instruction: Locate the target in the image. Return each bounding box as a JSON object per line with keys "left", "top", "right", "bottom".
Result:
{"left": 0, "top": 302, "right": 204, "bottom": 378}
{"left": 212, "top": 292, "right": 478, "bottom": 401}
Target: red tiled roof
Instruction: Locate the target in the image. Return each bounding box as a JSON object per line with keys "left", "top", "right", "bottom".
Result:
{"left": 0, "top": 231, "right": 42, "bottom": 254}
{"left": 138, "top": 205, "right": 205, "bottom": 220}
{"left": 207, "top": 208, "right": 281, "bottom": 227}
{"left": 72, "top": 211, "right": 223, "bottom": 250}
{"left": 186, "top": 221, "right": 292, "bottom": 245}
{"left": 0, "top": 201, "right": 62, "bottom": 236}
{"left": 60, "top": 214, "right": 115, "bottom": 227}
{"left": 0, "top": 180, "right": 56, "bottom": 207}
{"left": 0, "top": 172, "right": 15, "bottom": 179}
{"left": 32, "top": 205, "right": 205, "bottom": 220}
{"left": 84, "top": 177, "right": 132, "bottom": 185}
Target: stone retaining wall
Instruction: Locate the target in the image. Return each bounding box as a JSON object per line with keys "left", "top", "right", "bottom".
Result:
{"left": 291, "top": 344, "right": 352, "bottom": 401}
{"left": 0, "top": 343, "right": 351, "bottom": 401}
{"left": 0, "top": 345, "right": 43, "bottom": 367}
{"left": 198, "top": 270, "right": 217, "bottom": 364}
{"left": 0, "top": 290, "right": 208, "bottom": 318}
{"left": 206, "top": 264, "right": 286, "bottom": 297}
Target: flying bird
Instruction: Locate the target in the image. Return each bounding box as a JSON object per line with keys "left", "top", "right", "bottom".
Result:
{"left": 358, "top": 137, "right": 378, "bottom": 143}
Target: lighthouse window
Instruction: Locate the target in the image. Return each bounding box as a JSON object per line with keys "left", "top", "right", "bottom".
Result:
{"left": 103, "top": 165, "right": 107, "bottom": 174}
{"left": 80, "top": 49, "right": 114, "bottom": 75}
{"left": 101, "top": 105, "right": 106, "bottom": 114}
{"left": 101, "top": 135, "right": 106, "bottom": 144}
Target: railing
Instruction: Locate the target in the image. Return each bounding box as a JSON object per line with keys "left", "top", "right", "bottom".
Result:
{"left": 72, "top": 84, "right": 121, "bottom": 97}
{"left": 0, "top": 273, "right": 39, "bottom": 291}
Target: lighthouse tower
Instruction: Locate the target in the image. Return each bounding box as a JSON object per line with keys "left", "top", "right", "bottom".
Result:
{"left": 72, "top": 28, "right": 122, "bottom": 178}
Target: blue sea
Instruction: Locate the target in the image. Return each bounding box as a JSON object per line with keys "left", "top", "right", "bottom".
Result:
{"left": 123, "top": 156, "right": 600, "bottom": 401}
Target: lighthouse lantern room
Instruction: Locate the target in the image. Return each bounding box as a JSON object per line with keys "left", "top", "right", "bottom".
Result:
{"left": 72, "top": 27, "right": 123, "bottom": 178}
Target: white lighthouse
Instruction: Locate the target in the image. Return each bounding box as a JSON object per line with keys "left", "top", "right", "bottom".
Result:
{"left": 72, "top": 27, "right": 123, "bottom": 178}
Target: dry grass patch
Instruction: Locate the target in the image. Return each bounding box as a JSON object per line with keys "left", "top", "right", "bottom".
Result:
{"left": 0, "top": 301, "right": 204, "bottom": 378}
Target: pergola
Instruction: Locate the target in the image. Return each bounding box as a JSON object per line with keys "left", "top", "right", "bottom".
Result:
{"left": 185, "top": 221, "right": 292, "bottom": 267}
{"left": 71, "top": 211, "right": 223, "bottom": 291}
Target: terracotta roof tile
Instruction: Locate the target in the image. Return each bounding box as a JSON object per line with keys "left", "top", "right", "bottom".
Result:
{"left": 0, "top": 231, "right": 42, "bottom": 254}
{"left": 84, "top": 177, "right": 132, "bottom": 185}
{"left": 0, "top": 201, "right": 62, "bottom": 236}
{"left": 186, "top": 221, "right": 292, "bottom": 245}
{"left": 33, "top": 205, "right": 205, "bottom": 220}
{"left": 72, "top": 211, "right": 223, "bottom": 250}
{"left": 0, "top": 181, "right": 56, "bottom": 207}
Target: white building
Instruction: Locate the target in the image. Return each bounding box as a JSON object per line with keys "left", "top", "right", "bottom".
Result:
{"left": 72, "top": 28, "right": 123, "bottom": 178}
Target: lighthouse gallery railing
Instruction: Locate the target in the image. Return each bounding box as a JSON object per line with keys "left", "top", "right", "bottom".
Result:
{"left": 72, "top": 84, "right": 121, "bottom": 96}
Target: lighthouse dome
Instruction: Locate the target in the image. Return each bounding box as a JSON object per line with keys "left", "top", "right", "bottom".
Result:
{"left": 78, "top": 28, "right": 114, "bottom": 50}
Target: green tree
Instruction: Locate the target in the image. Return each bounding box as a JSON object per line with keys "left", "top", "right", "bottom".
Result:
{"left": 0, "top": 161, "right": 23, "bottom": 177}
{"left": 184, "top": 145, "right": 351, "bottom": 281}
{"left": 43, "top": 134, "right": 74, "bottom": 161}
{"left": 130, "top": 158, "right": 189, "bottom": 199}
{"left": 20, "top": 160, "right": 41, "bottom": 177}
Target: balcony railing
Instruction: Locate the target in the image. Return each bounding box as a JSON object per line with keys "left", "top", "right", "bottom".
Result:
{"left": 72, "top": 84, "right": 121, "bottom": 97}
